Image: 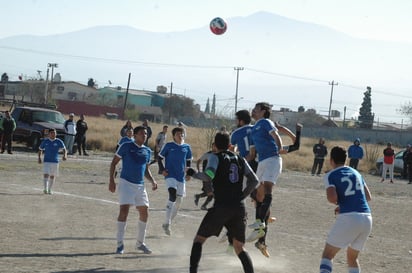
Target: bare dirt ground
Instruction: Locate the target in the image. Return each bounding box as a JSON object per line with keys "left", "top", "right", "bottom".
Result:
{"left": 1, "top": 150, "right": 412, "bottom": 273}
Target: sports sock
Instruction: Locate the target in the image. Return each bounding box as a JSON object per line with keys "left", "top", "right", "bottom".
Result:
{"left": 43, "top": 177, "right": 48, "bottom": 191}
{"left": 171, "top": 196, "right": 182, "bottom": 220}
{"left": 190, "top": 242, "right": 202, "bottom": 273}
{"left": 348, "top": 267, "right": 360, "bottom": 273}
{"left": 48, "top": 177, "right": 55, "bottom": 191}
{"left": 136, "top": 220, "right": 147, "bottom": 246}
{"left": 165, "top": 200, "right": 174, "bottom": 225}
{"left": 238, "top": 251, "right": 254, "bottom": 273}
{"left": 116, "top": 221, "right": 126, "bottom": 243}
{"left": 259, "top": 194, "right": 272, "bottom": 222}
{"left": 320, "top": 258, "right": 332, "bottom": 273}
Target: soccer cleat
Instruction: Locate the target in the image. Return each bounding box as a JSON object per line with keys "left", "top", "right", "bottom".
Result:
{"left": 246, "top": 228, "right": 265, "bottom": 242}
{"left": 116, "top": 242, "right": 124, "bottom": 254}
{"left": 268, "top": 217, "right": 277, "bottom": 224}
{"left": 194, "top": 194, "right": 200, "bottom": 206}
{"left": 200, "top": 205, "right": 208, "bottom": 211}
{"left": 136, "top": 243, "right": 152, "bottom": 254}
{"left": 255, "top": 241, "right": 270, "bottom": 258}
{"left": 43, "top": 189, "right": 48, "bottom": 194}
{"left": 248, "top": 219, "right": 265, "bottom": 229}
{"left": 47, "top": 190, "right": 52, "bottom": 195}
{"left": 162, "top": 223, "right": 171, "bottom": 236}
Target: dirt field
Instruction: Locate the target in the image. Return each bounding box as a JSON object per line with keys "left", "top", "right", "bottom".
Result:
{"left": 1, "top": 150, "right": 412, "bottom": 273}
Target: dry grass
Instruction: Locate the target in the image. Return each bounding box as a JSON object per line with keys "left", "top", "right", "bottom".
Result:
{"left": 86, "top": 116, "right": 391, "bottom": 174}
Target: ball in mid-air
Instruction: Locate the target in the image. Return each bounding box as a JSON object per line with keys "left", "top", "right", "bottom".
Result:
{"left": 210, "top": 17, "right": 227, "bottom": 35}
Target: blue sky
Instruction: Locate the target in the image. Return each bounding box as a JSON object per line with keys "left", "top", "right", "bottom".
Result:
{"left": 1, "top": 0, "right": 412, "bottom": 124}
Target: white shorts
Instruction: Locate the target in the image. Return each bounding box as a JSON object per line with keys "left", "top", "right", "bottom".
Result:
{"left": 256, "top": 156, "right": 282, "bottom": 184}
{"left": 118, "top": 178, "right": 149, "bottom": 207}
{"left": 327, "top": 212, "right": 372, "bottom": 251}
{"left": 43, "top": 162, "right": 59, "bottom": 176}
{"left": 165, "top": 177, "right": 186, "bottom": 197}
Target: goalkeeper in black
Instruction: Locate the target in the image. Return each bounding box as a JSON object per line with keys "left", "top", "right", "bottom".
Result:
{"left": 187, "top": 132, "right": 259, "bottom": 273}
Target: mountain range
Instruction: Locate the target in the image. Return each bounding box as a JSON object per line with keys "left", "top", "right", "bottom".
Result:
{"left": 0, "top": 11, "right": 411, "bottom": 122}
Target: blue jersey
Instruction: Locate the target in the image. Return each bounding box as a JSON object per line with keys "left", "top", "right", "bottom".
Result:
{"left": 118, "top": 136, "right": 134, "bottom": 146}
{"left": 159, "top": 142, "right": 192, "bottom": 183}
{"left": 251, "top": 118, "right": 279, "bottom": 161}
{"left": 324, "top": 166, "right": 371, "bottom": 214}
{"left": 230, "top": 124, "right": 254, "bottom": 158}
{"left": 39, "top": 138, "right": 66, "bottom": 163}
{"left": 116, "top": 142, "right": 151, "bottom": 184}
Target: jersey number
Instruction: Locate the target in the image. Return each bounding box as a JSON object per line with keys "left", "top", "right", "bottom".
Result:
{"left": 229, "top": 163, "right": 239, "bottom": 183}
{"left": 341, "top": 176, "right": 363, "bottom": 196}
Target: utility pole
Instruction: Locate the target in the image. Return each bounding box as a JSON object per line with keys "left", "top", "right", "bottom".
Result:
{"left": 44, "top": 68, "right": 50, "bottom": 104}
{"left": 122, "top": 73, "right": 131, "bottom": 119}
{"left": 169, "top": 82, "right": 173, "bottom": 124}
{"left": 48, "top": 63, "right": 58, "bottom": 82}
{"left": 234, "top": 67, "right": 244, "bottom": 114}
{"left": 328, "top": 80, "right": 338, "bottom": 120}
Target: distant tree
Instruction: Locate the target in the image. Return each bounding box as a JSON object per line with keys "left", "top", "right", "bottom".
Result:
{"left": 298, "top": 106, "right": 305, "bottom": 113}
{"left": 358, "top": 86, "right": 374, "bottom": 129}
{"left": 204, "top": 98, "right": 210, "bottom": 114}
{"left": 87, "top": 78, "right": 96, "bottom": 88}
{"left": 211, "top": 94, "right": 216, "bottom": 115}
{"left": 398, "top": 101, "right": 412, "bottom": 123}
{"left": 162, "top": 95, "right": 200, "bottom": 121}
{"left": 1, "top": 72, "right": 9, "bottom": 83}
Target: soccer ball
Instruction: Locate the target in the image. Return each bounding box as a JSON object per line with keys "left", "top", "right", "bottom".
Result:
{"left": 210, "top": 17, "right": 227, "bottom": 35}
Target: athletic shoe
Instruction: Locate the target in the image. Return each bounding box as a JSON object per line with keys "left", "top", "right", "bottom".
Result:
{"left": 47, "top": 190, "right": 52, "bottom": 195}
{"left": 136, "top": 243, "right": 152, "bottom": 254}
{"left": 255, "top": 241, "right": 270, "bottom": 258}
{"left": 248, "top": 219, "right": 265, "bottom": 229}
{"left": 226, "top": 244, "right": 234, "bottom": 255}
{"left": 43, "top": 189, "right": 48, "bottom": 194}
{"left": 116, "top": 242, "right": 124, "bottom": 254}
{"left": 200, "top": 205, "right": 208, "bottom": 211}
{"left": 268, "top": 217, "right": 277, "bottom": 224}
{"left": 246, "top": 228, "right": 265, "bottom": 242}
{"left": 162, "top": 223, "right": 171, "bottom": 236}
{"left": 194, "top": 194, "right": 200, "bottom": 206}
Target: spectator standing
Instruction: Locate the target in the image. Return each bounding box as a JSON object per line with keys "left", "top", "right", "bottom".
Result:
{"left": 402, "top": 144, "right": 411, "bottom": 180}
{"left": 405, "top": 145, "right": 412, "bottom": 184}
{"left": 319, "top": 146, "right": 372, "bottom": 273}
{"left": 120, "top": 120, "right": 133, "bottom": 138}
{"left": 64, "top": 113, "right": 76, "bottom": 155}
{"left": 75, "top": 114, "right": 89, "bottom": 156}
{"left": 0, "top": 110, "right": 16, "bottom": 154}
{"left": 311, "top": 138, "right": 328, "bottom": 176}
{"left": 109, "top": 126, "right": 158, "bottom": 255}
{"left": 348, "top": 138, "right": 364, "bottom": 170}
{"left": 154, "top": 125, "right": 168, "bottom": 174}
{"left": 381, "top": 142, "right": 395, "bottom": 183}
{"left": 187, "top": 132, "right": 259, "bottom": 273}
{"left": 142, "top": 119, "right": 152, "bottom": 146}
{"left": 38, "top": 128, "right": 67, "bottom": 194}
{"left": 116, "top": 128, "right": 134, "bottom": 151}
{"left": 158, "top": 127, "right": 193, "bottom": 236}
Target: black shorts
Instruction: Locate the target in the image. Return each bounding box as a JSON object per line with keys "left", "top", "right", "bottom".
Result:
{"left": 196, "top": 206, "right": 247, "bottom": 243}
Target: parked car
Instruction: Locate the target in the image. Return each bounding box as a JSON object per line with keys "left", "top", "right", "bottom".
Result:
{"left": 11, "top": 106, "right": 67, "bottom": 151}
{"left": 375, "top": 150, "right": 405, "bottom": 175}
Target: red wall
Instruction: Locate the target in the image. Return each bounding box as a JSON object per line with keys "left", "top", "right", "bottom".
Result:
{"left": 56, "top": 100, "right": 124, "bottom": 119}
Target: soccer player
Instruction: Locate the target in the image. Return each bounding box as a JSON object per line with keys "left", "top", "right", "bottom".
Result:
{"left": 109, "top": 126, "right": 158, "bottom": 255}
{"left": 319, "top": 146, "right": 372, "bottom": 273}
{"left": 187, "top": 132, "right": 259, "bottom": 273}
{"left": 38, "top": 128, "right": 67, "bottom": 194}
{"left": 158, "top": 127, "right": 193, "bottom": 236}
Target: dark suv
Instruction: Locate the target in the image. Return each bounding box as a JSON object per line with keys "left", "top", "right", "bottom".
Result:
{"left": 11, "top": 106, "right": 66, "bottom": 151}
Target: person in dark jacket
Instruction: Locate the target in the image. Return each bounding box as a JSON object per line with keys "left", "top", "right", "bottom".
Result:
{"left": 402, "top": 144, "right": 410, "bottom": 179}
{"left": 311, "top": 138, "right": 328, "bottom": 176}
{"left": 348, "top": 138, "right": 364, "bottom": 170}
{"left": 75, "top": 114, "right": 89, "bottom": 156}
{"left": 405, "top": 145, "right": 412, "bottom": 184}
{"left": 0, "top": 111, "right": 16, "bottom": 154}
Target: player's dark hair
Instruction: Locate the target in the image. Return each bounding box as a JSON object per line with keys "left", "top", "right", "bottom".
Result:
{"left": 133, "top": 125, "right": 146, "bottom": 135}
{"left": 256, "top": 102, "right": 272, "bottom": 119}
{"left": 330, "top": 146, "right": 347, "bottom": 164}
{"left": 172, "top": 127, "right": 184, "bottom": 136}
{"left": 235, "top": 110, "right": 251, "bottom": 124}
{"left": 214, "top": 132, "right": 230, "bottom": 150}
